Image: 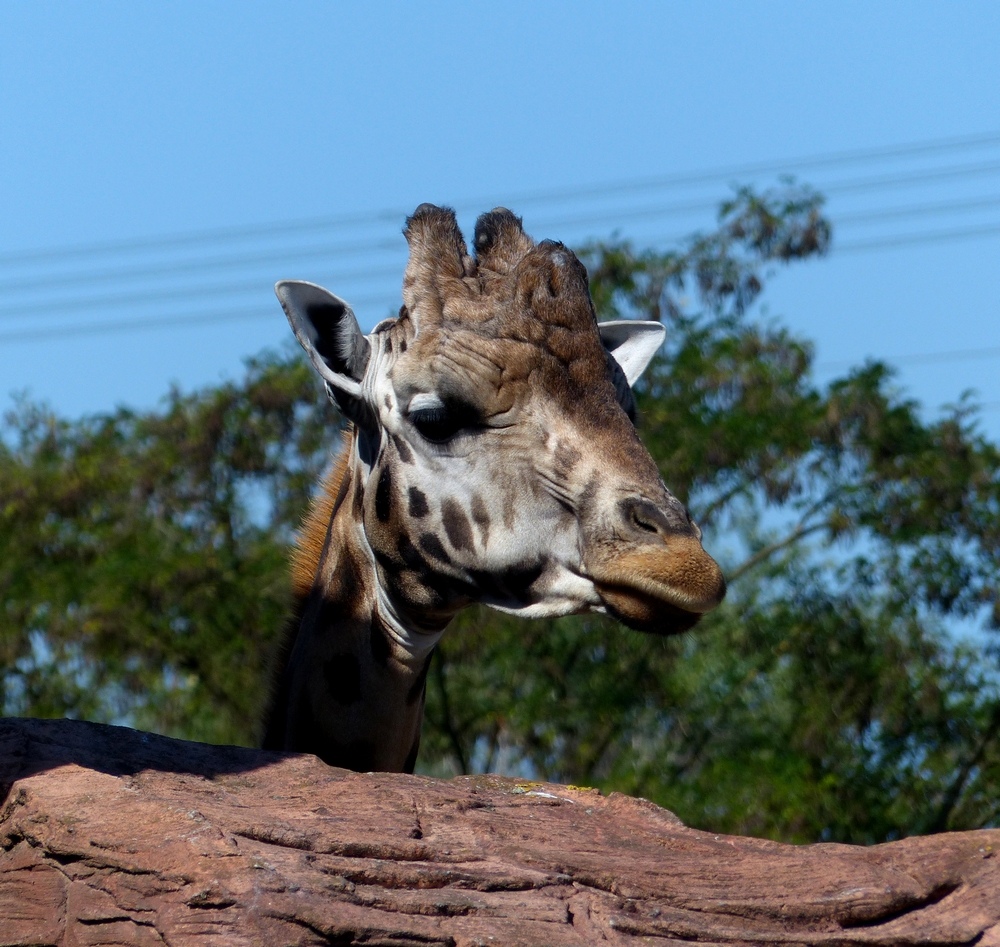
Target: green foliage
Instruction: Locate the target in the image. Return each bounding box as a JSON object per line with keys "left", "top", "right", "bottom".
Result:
{"left": 2, "top": 184, "right": 998, "bottom": 843}
{"left": 0, "top": 352, "right": 341, "bottom": 742}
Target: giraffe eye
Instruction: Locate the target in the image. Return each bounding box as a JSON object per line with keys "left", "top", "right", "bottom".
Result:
{"left": 408, "top": 400, "right": 479, "bottom": 443}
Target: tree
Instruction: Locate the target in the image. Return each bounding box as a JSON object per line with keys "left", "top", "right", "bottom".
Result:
{"left": 2, "top": 184, "right": 998, "bottom": 843}
{"left": 0, "top": 354, "right": 341, "bottom": 743}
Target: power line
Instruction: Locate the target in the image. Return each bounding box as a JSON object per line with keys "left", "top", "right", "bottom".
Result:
{"left": 0, "top": 237, "right": 404, "bottom": 294}
{"left": 0, "top": 210, "right": 403, "bottom": 269}
{"left": 539, "top": 189, "right": 1000, "bottom": 239}
{"left": 0, "top": 308, "right": 273, "bottom": 343}
{"left": 496, "top": 129, "right": 1000, "bottom": 208}
{"left": 6, "top": 158, "right": 1000, "bottom": 298}
{"left": 836, "top": 219, "right": 1000, "bottom": 253}
{"left": 834, "top": 193, "right": 1000, "bottom": 226}
{"left": 7, "top": 293, "right": 1000, "bottom": 389}
{"left": 0, "top": 264, "right": 404, "bottom": 320}
{"left": 0, "top": 213, "right": 1000, "bottom": 343}
{"left": 817, "top": 345, "right": 1000, "bottom": 371}
{"left": 5, "top": 143, "right": 1000, "bottom": 343}
{"left": 893, "top": 345, "right": 1000, "bottom": 366}
{"left": 820, "top": 157, "right": 1000, "bottom": 198}
{"left": 3, "top": 129, "right": 1000, "bottom": 268}
{"left": 0, "top": 294, "right": 398, "bottom": 345}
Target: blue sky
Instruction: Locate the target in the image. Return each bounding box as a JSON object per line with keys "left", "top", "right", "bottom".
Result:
{"left": 2, "top": 1, "right": 999, "bottom": 438}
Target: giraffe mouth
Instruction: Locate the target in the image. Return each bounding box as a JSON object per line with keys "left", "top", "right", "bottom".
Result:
{"left": 594, "top": 581, "right": 705, "bottom": 635}
{"left": 587, "top": 539, "right": 727, "bottom": 635}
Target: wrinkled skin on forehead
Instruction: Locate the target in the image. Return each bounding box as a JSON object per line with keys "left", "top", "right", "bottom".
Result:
{"left": 345, "top": 206, "right": 725, "bottom": 635}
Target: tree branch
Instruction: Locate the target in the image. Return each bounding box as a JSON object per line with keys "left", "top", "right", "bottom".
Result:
{"left": 694, "top": 476, "right": 756, "bottom": 526}
{"left": 431, "top": 649, "right": 469, "bottom": 775}
{"left": 925, "top": 704, "right": 1000, "bottom": 834}
{"left": 728, "top": 521, "right": 828, "bottom": 584}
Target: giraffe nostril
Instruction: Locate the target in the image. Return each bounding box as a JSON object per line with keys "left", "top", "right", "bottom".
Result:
{"left": 631, "top": 508, "right": 659, "bottom": 534}
{"left": 619, "top": 497, "right": 687, "bottom": 540}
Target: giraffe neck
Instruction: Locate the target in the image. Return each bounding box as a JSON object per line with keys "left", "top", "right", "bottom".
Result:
{"left": 263, "top": 438, "right": 441, "bottom": 773}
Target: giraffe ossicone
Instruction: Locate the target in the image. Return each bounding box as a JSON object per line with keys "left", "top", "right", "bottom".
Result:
{"left": 263, "top": 204, "right": 726, "bottom": 773}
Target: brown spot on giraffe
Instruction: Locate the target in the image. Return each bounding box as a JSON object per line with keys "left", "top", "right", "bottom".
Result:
{"left": 263, "top": 204, "right": 725, "bottom": 773}
{"left": 441, "top": 497, "right": 474, "bottom": 552}
{"left": 408, "top": 487, "right": 429, "bottom": 518}
{"left": 419, "top": 532, "right": 451, "bottom": 565}
{"left": 470, "top": 494, "right": 490, "bottom": 546}
{"left": 392, "top": 434, "right": 414, "bottom": 465}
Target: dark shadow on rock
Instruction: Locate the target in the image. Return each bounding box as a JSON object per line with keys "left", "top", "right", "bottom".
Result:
{"left": 0, "top": 716, "right": 297, "bottom": 806}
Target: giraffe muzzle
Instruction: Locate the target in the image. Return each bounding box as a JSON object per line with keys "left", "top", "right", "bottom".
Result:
{"left": 588, "top": 513, "right": 727, "bottom": 635}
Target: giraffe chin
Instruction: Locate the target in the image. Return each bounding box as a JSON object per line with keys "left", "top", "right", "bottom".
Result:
{"left": 595, "top": 584, "right": 704, "bottom": 636}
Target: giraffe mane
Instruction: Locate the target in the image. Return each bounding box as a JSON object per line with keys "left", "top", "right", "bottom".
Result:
{"left": 290, "top": 428, "right": 353, "bottom": 599}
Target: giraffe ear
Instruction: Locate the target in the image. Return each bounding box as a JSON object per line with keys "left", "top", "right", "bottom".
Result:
{"left": 599, "top": 321, "right": 665, "bottom": 387}
{"left": 276, "top": 281, "right": 371, "bottom": 405}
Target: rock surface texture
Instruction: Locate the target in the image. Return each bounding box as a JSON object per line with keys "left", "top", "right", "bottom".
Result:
{"left": 0, "top": 718, "right": 998, "bottom": 946}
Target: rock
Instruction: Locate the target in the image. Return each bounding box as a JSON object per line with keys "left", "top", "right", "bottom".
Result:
{"left": 0, "top": 717, "right": 997, "bottom": 946}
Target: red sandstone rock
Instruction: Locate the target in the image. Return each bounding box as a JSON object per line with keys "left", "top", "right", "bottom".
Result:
{"left": 0, "top": 717, "right": 997, "bottom": 946}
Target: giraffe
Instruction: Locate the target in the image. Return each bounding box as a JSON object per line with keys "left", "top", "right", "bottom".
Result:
{"left": 262, "top": 204, "right": 726, "bottom": 773}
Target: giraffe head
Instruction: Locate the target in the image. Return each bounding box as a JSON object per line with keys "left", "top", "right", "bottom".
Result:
{"left": 277, "top": 204, "right": 725, "bottom": 639}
